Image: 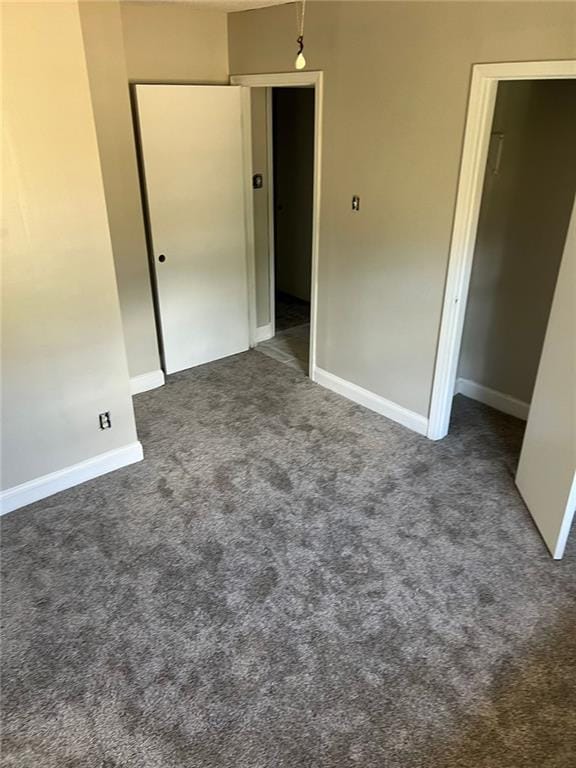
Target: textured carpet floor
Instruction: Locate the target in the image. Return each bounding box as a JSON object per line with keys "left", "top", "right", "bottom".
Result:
{"left": 2, "top": 351, "right": 575, "bottom": 768}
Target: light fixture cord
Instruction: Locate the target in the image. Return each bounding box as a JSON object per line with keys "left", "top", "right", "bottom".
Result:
{"left": 296, "top": 0, "right": 306, "bottom": 54}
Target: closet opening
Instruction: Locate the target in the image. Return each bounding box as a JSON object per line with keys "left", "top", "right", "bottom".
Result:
{"left": 429, "top": 64, "right": 576, "bottom": 558}
{"left": 452, "top": 78, "right": 576, "bottom": 449}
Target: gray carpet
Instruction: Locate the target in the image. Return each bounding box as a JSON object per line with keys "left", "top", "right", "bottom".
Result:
{"left": 1, "top": 350, "right": 575, "bottom": 768}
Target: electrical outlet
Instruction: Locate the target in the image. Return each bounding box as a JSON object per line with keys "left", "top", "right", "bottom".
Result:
{"left": 99, "top": 411, "right": 112, "bottom": 430}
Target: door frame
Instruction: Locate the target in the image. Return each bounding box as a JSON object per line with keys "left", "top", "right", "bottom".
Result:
{"left": 427, "top": 60, "right": 576, "bottom": 440}
{"left": 231, "top": 71, "right": 323, "bottom": 381}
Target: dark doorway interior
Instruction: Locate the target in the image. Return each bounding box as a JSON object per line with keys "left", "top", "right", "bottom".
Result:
{"left": 273, "top": 86, "right": 314, "bottom": 321}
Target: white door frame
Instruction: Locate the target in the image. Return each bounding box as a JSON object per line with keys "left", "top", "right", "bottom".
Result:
{"left": 427, "top": 60, "right": 576, "bottom": 441}
{"left": 231, "top": 71, "right": 323, "bottom": 381}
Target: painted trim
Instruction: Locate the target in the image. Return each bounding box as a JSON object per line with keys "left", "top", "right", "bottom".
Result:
{"left": 0, "top": 442, "right": 144, "bottom": 516}
{"left": 231, "top": 72, "right": 322, "bottom": 89}
{"left": 231, "top": 71, "right": 323, "bottom": 383}
{"left": 238, "top": 84, "right": 258, "bottom": 349}
{"left": 428, "top": 60, "right": 576, "bottom": 441}
{"left": 255, "top": 323, "right": 274, "bottom": 343}
{"left": 314, "top": 366, "right": 428, "bottom": 436}
{"left": 130, "top": 369, "right": 165, "bottom": 395}
{"left": 455, "top": 378, "right": 529, "bottom": 420}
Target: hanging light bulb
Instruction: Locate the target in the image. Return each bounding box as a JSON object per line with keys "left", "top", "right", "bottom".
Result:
{"left": 295, "top": 36, "right": 306, "bottom": 70}
{"left": 295, "top": 2, "right": 307, "bottom": 71}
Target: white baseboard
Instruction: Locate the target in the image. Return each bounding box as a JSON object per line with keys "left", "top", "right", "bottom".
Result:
{"left": 313, "top": 366, "right": 429, "bottom": 436}
{"left": 255, "top": 323, "right": 274, "bottom": 343}
{"left": 0, "top": 441, "right": 144, "bottom": 516}
{"left": 130, "top": 369, "right": 165, "bottom": 395}
{"left": 455, "top": 377, "right": 529, "bottom": 420}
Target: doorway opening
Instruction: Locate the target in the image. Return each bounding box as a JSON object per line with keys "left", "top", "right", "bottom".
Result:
{"left": 258, "top": 86, "right": 314, "bottom": 374}
{"left": 428, "top": 61, "right": 576, "bottom": 558}
{"left": 453, "top": 76, "right": 576, "bottom": 436}
{"left": 231, "top": 71, "right": 323, "bottom": 380}
{"left": 429, "top": 62, "right": 576, "bottom": 441}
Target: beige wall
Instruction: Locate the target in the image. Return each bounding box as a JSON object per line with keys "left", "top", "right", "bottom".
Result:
{"left": 79, "top": 1, "right": 230, "bottom": 378}
{"left": 79, "top": 0, "right": 160, "bottom": 379}
{"left": 459, "top": 79, "right": 576, "bottom": 404}
{"left": 251, "top": 88, "right": 272, "bottom": 328}
{"left": 120, "top": 1, "right": 229, "bottom": 83}
{"left": 1, "top": 1, "right": 137, "bottom": 489}
{"left": 229, "top": 1, "right": 576, "bottom": 416}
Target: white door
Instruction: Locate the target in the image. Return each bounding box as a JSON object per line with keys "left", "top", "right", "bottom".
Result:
{"left": 516, "top": 198, "right": 576, "bottom": 559}
{"left": 136, "top": 85, "right": 249, "bottom": 374}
